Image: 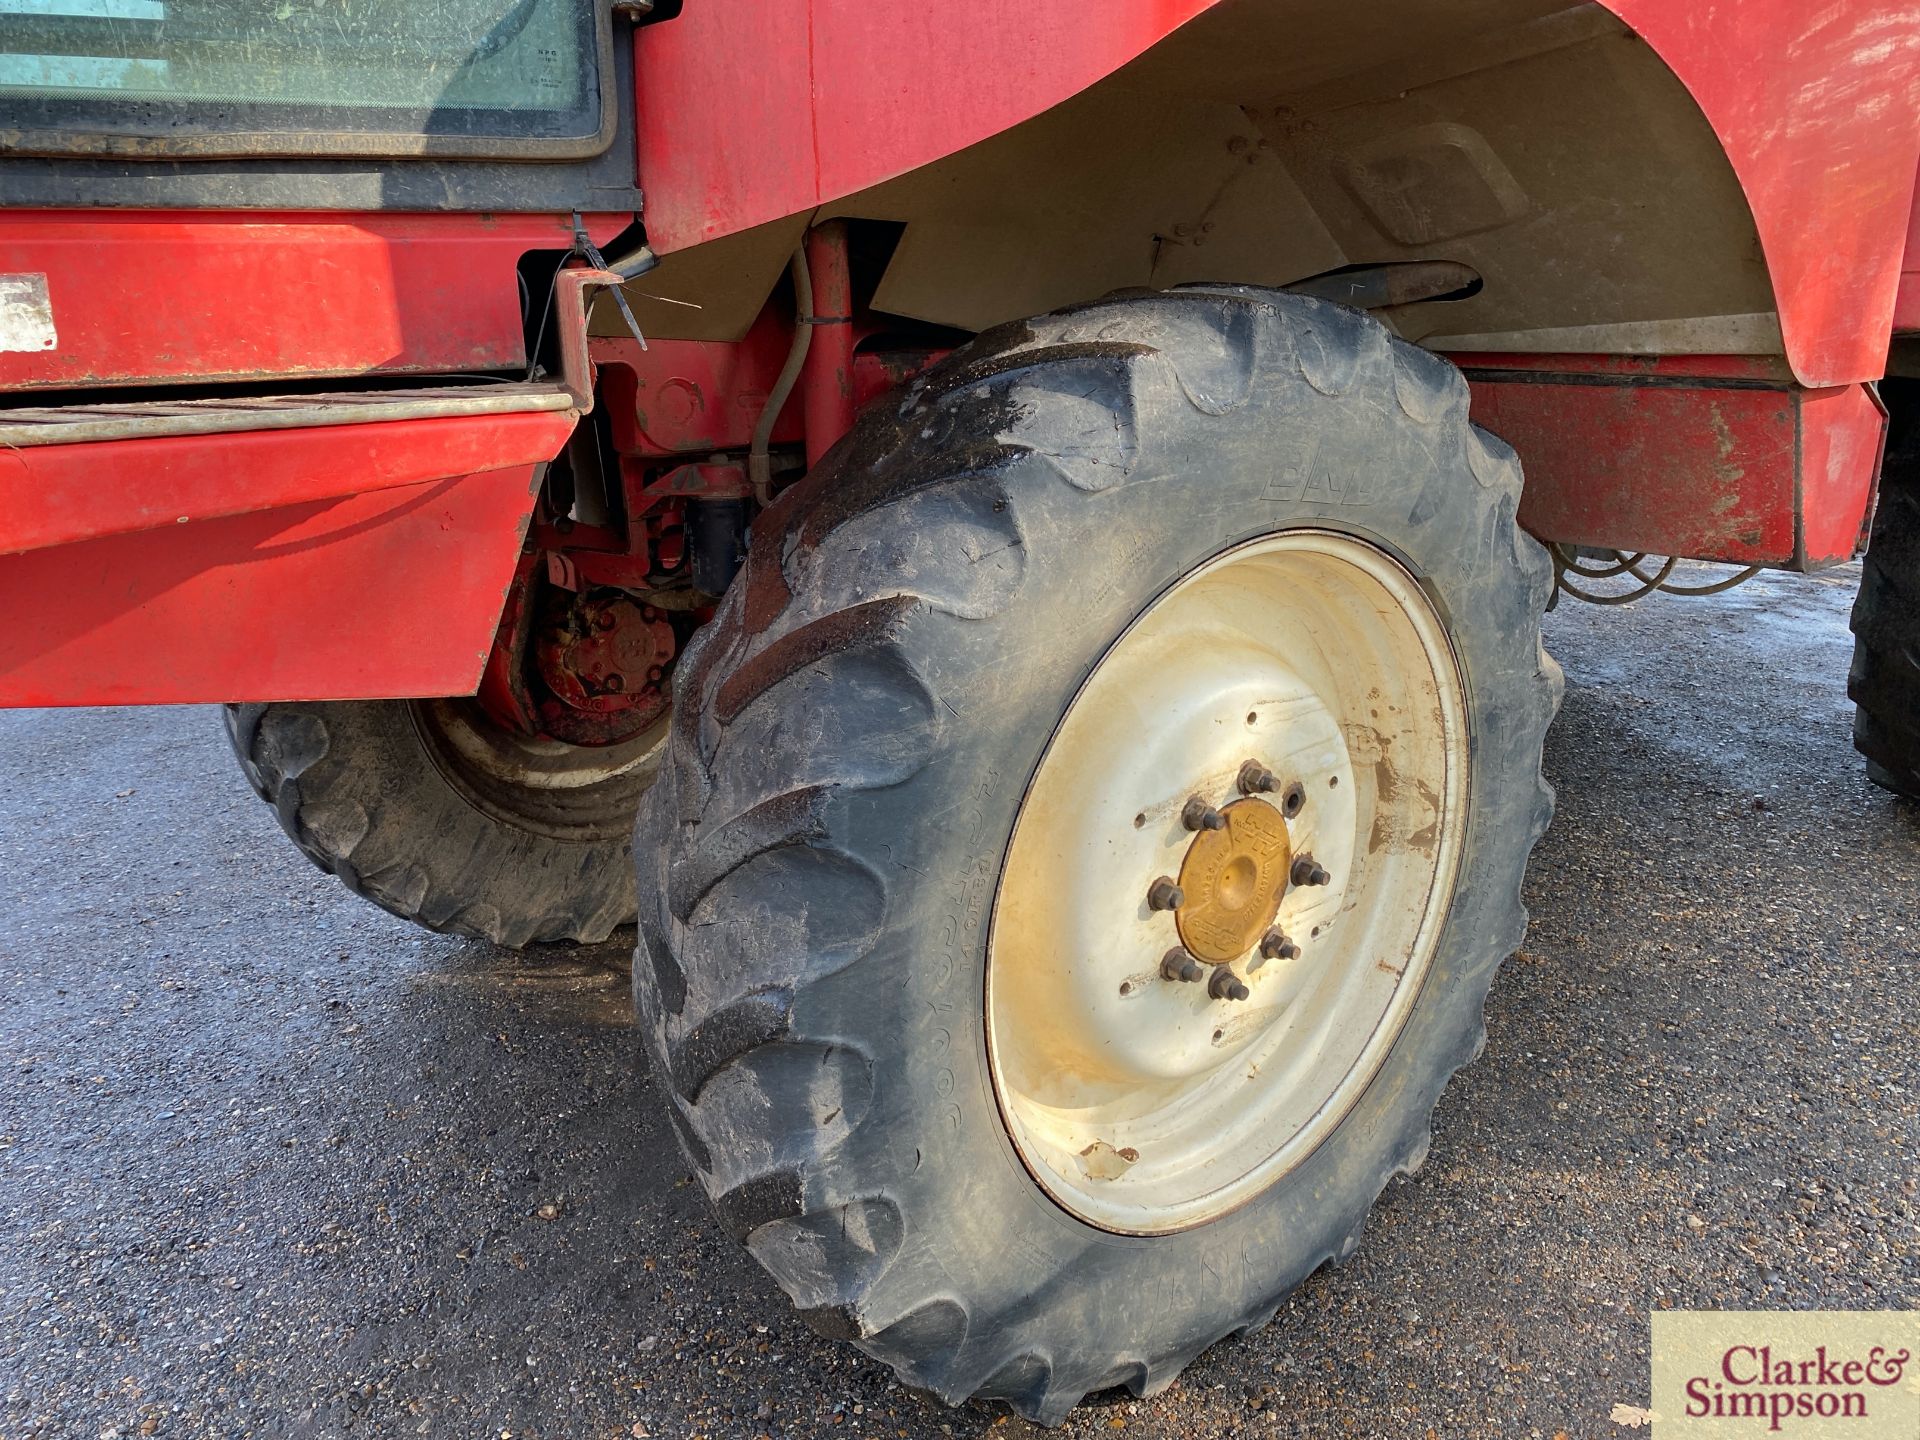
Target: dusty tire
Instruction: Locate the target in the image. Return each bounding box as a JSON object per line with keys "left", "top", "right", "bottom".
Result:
{"left": 1850, "top": 380, "right": 1920, "bottom": 798}
{"left": 226, "top": 699, "right": 645, "bottom": 947}
{"left": 633, "top": 288, "right": 1560, "bottom": 1422}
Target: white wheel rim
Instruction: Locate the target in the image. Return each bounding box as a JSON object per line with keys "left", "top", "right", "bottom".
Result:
{"left": 985, "top": 531, "right": 1469, "bottom": 1235}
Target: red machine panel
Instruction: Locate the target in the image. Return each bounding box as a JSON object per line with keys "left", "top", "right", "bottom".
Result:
{"left": 0, "top": 211, "right": 628, "bottom": 391}
{"left": 0, "top": 469, "right": 541, "bottom": 708}
{"left": 635, "top": 1, "right": 1920, "bottom": 388}
{"left": 1895, "top": 175, "right": 1920, "bottom": 332}
{"left": 1462, "top": 356, "right": 1886, "bottom": 570}
{"left": 0, "top": 404, "right": 575, "bottom": 706}
{"left": 0, "top": 409, "right": 573, "bottom": 556}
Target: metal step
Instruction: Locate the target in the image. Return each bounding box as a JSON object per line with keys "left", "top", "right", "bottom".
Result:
{"left": 0, "top": 382, "right": 577, "bottom": 449}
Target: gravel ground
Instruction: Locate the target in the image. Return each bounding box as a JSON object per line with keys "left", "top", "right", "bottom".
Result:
{"left": 0, "top": 562, "right": 1915, "bottom": 1440}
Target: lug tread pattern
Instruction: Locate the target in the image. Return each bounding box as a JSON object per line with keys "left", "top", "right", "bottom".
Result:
{"left": 224, "top": 701, "right": 637, "bottom": 947}
{"left": 1850, "top": 436, "right": 1920, "bottom": 797}
{"left": 632, "top": 288, "right": 1559, "bottom": 1423}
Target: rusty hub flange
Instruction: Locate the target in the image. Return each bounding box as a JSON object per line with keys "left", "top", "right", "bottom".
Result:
{"left": 1173, "top": 796, "right": 1293, "bottom": 964}
{"left": 533, "top": 588, "right": 677, "bottom": 746}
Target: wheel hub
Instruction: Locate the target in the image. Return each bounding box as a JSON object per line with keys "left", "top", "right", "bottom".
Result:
{"left": 533, "top": 588, "right": 678, "bottom": 746}
{"left": 1174, "top": 797, "right": 1291, "bottom": 962}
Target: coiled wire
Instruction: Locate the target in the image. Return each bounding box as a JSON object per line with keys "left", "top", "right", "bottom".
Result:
{"left": 1550, "top": 545, "right": 1762, "bottom": 606}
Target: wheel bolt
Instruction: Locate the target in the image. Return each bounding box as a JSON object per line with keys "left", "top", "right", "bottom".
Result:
{"left": 1208, "top": 968, "right": 1250, "bottom": 1002}
{"left": 1182, "top": 795, "right": 1227, "bottom": 832}
{"left": 1281, "top": 780, "right": 1307, "bottom": 818}
{"left": 1237, "top": 760, "right": 1277, "bottom": 795}
{"left": 1146, "top": 876, "right": 1185, "bottom": 911}
{"left": 1161, "top": 948, "right": 1205, "bottom": 984}
{"left": 604, "top": 673, "right": 626, "bottom": 694}
{"left": 1258, "top": 929, "right": 1300, "bottom": 962}
{"left": 595, "top": 610, "right": 618, "bottom": 631}
{"left": 1291, "top": 854, "right": 1331, "bottom": 887}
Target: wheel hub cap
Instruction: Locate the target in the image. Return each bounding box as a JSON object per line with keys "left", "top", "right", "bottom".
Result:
{"left": 1175, "top": 797, "right": 1291, "bottom": 963}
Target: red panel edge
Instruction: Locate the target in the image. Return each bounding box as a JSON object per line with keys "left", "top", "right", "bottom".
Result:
{"left": 0, "top": 467, "right": 541, "bottom": 708}
{"left": 1464, "top": 362, "right": 1883, "bottom": 570}
{"left": 1798, "top": 384, "right": 1889, "bottom": 567}
{"left": 0, "top": 211, "right": 633, "bottom": 391}
{"left": 0, "top": 409, "right": 576, "bottom": 556}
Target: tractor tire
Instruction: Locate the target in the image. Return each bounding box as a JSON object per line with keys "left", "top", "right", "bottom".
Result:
{"left": 632, "top": 287, "right": 1560, "bottom": 1423}
{"left": 1849, "top": 378, "right": 1920, "bottom": 798}
{"left": 226, "top": 698, "right": 650, "bottom": 947}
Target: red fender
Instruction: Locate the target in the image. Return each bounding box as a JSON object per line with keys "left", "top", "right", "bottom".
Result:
{"left": 636, "top": 0, "right": 1920, "bottom": 387}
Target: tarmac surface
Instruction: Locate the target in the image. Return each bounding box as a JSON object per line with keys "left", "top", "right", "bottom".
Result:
{"left": 0, "top": 561, "right": 1915, "bottom": 1440}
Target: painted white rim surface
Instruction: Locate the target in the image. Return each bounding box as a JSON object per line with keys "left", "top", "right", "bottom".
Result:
{"left": 986, "top": 531, "right": 1469, "bottom": 1235}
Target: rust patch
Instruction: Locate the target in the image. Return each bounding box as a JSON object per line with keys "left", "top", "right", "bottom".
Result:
{"left": 1076, "top": 1140, "right": 1141, "bottom": 1181}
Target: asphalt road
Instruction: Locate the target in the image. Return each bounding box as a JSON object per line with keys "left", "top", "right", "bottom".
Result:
{"left": 1, "top": 563, "right": 1916, "bottom": 1440}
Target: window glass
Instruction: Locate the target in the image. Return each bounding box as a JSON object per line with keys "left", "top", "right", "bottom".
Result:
{"left": 0, "top": 0, "right": 603, "bottom": 151}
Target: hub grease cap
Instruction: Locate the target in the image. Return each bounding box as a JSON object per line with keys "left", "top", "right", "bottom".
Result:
{"left": 1175, "top": 797, "right": 1292, "bottom": 963}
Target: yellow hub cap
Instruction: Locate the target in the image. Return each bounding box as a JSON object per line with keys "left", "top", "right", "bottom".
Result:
{"left": 985, "top": 531, "right": 1469, "bottom": 1234}
{"left": 1175, "top": 797, "right": 1291, "bottom": 963}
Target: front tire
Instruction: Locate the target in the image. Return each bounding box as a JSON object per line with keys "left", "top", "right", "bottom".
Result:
{"left": 633, "top": 288, "right": 1560, "bottom": 1421}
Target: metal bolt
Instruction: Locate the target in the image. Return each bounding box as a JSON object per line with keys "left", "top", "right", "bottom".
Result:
{"left": 604, "top": 673, "right": 626, "bottom": 694}
{"left": 1208, "top": 968, "right": 1251, "bottom": 1002}
{"left": 596, "top": 610, "right": 618, "bottom": 631}
{"left": 1160, "top": 948, "right": 1206, "bottom": 984}
{"left": 1237, "top": 760, "right": 1277, "bottom": 795}
{"left": 1259, "top": 929, "right": 1301, "bottom": 962}
{"left": 1281, "top": 780, "right": 1307, "bottom": 818}
{"left": 1291, "top": 854, "right": 1331, "bottom": 887}
{"left": 1182, "top": 795, "right": 1227, "bottom": 832}
{"left": 1146, "top": 876, "right": 1185, "bottom": 911}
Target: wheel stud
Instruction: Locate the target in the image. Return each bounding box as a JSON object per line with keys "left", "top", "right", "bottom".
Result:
{"left": 1291, "top": 854, "right": 1331, "bottom": 887}
{"left": 1237, "top": 760, "right": 1277, "bottom": 795}
{"left": 1258, "top": 928, "right": 1300, "bottom": 962}
{"left": 1182, "top": 795, "right": 1227, "bottom": 832}
{"left": 1146, "top": 876, "right": 1185, "bottom": 911}
{"left": 1281, "top": 780, "right": 1307, "bottom": 818}
{"left": 1207, "top": 968, "right": 1250, "bottom": 1002}
{"left": 1160, "top": 948, "right": 1206, "bottom": 984}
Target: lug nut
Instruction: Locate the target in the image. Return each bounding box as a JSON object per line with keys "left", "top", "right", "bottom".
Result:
{"left": 1281, "top": 780, "right": 1307, "bottom": 818}
{"left": 1146, "top": 876, "right": 1185, "bottom": 911}
{"left": 1237, "top": 760, "right": 1277, "bottom": 795}
{"left": 1182, "top": 795, "right": 1227, "bottom": 832}
{"left": 1258, "top": 929, "right": 1301, "bottom": 962}
{"left": 1161, "top": 948, "right": 1206, "bottom": 984}
{"left": 604, "top": 673, "right": 626, "bottom": 694}
{"left": 1208, "top": 968, "right": 1251, "bottom": 1002}
{"left": 1291, "top": 854, "right": 1331, "bottom": 887}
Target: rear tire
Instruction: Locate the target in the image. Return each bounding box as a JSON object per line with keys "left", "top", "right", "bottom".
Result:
{"left": 633, "top": 288, "right": 1560, "bottom": 1422}
{"left": 226, "top": 699, "right": 648, "bottom": 947}
{"left": 1849, "top": 377, "right": 1920, "bottom": 798}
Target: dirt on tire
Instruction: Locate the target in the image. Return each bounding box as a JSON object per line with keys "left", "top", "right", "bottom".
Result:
{"left": 632, "top": 287, "right": 1561, "bottom": 1422}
